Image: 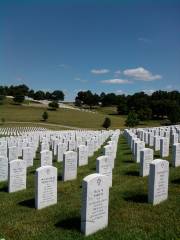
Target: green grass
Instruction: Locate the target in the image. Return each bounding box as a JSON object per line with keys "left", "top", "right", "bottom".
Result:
{"left": 0, "top": 100, "right": 162, "bottom": 129}
{"left": 0, "top": 135, "right": 179, "bottom": 240}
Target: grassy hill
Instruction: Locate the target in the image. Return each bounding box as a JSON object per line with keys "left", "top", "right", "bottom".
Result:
{"left": 0, "top": 98, "right": 162, "bottom": 129}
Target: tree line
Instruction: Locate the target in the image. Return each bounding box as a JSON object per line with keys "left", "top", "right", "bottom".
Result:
{"left": 75, "top": 90, "right": 180, "bottom": 124}
{"left": 0, "top": 84, "right": 64, "bottom": 101}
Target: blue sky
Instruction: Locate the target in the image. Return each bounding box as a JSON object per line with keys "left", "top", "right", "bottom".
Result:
{"left": 1, "top": 0, "right": 180, "bottom": 100}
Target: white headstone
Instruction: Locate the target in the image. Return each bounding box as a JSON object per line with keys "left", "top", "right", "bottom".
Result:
{"left": 0, "top": 156, "right": 8, "bottom": 182}
{"left": 77, "top": 145, "right": 88, "bottom": 166}
{"left": 140, "top": 148, "right": 154, "bottom": 177}
{"left": 35, "top": 165, "right": 57, "bottom": 209}
{"left": 81, "top": 173, "right": 109, "bottom": 236}
{"left": 23, "top": 147, "right": 33, "bottom": 167}
{"left": 172, "top": 143, "right": 180, "bottom": 167}
{"left": 40, "top": 150, "right": 52, "bottom": 166}
{"left": 63, "top": 151, "right": 77, "bottom": 181}
{"left": 96, "top": 155, "right": 112, "bottom": 187}
{"left": 160, "top": 137, "right": 169, "bottom": 158}
{"left": 8, "top": 160, "right": 26, "bottom": 193}
{"left": 148, "top": 159, "right": 169, "bottom": 205}
{"left": 8, "top": 146, "right": 18, "bottom": 162}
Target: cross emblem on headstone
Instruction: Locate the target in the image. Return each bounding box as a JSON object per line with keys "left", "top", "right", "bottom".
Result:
{"left": 97, "top": 178, "right": 101, "bottom": 186}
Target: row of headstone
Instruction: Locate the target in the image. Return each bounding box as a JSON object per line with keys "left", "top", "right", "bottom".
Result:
{"left": 124, "top": 127, "right": 172, "bottom": 206}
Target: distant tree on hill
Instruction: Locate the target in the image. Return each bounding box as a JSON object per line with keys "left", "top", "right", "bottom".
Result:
{"left": 1, "top": 118, "right": 5, "bottom": 125}
{"left": 13, "top": 95, "right": 25, "bottom": 104}
{"left": 42, "top": 111, "right": 48, "bottom": 121}
{"left": 167, "top": 102, "right": 180, "bottom": 124}
{"left": 0, "top": 95, "right": 5, "bottom": 105}
{"left": 102, "top": 117, "right": 111, "bottom": 129}
{"left": 125, "top": 111, "right": 139, "bottom": 127}
{"left": 34, "top": 91, "right": 46, "bottom": 100}
{"left": 51, "top": 90, "right": 64, "bottom": 101}
{"left": 48, "top": 101, "right": 59, "bottom": 110}
{"left": 137, "top": 107, "right": 152, "bottom": 121}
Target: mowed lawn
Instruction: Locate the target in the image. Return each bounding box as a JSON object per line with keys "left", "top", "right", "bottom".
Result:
{"left": 0, "top": 135, "right": 179, "bottom": 240}
{"left": 0, "top": 101, "right": 162, "bottom": 129}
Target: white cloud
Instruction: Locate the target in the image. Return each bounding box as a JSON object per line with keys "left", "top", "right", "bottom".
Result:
{"left": 166, "top": 84, "right": 173, "bottom": 90}
{"left": 101, "top": 79, "right": 132, "bottom": 84}
{"left": 115, "top": 90, "right": 124, "bottom": 94}
{"left": 138, "top": 37, "right": 151, "bottom": 43}
{"left": 59, "top": 64, "right": 70, "bottom": 69}
{"left": 142, "top": 89, "right": 155, "bottom": 95}
{"left": 114, "top": 70, "right": 121, "bottom": 77}
{"left": 74, "top": 77, "right": 88, "bottom": 83}
{"left": 91, "top": 69, "right": 110, "bottom": 74}
{"left": 123, "top": 67, "right": 162, "bottom": 81}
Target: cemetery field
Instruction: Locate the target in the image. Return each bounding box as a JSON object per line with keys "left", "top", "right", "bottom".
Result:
{"left": 0, "top": 100, "right": 162, "bottom": 129}
{"left": 0, "top": 135, "right": 179, "bottom": 240}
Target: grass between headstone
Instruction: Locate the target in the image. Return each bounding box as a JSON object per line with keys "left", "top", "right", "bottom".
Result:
{"left": 0, "top": 136, "right": 179, "bottom": 239}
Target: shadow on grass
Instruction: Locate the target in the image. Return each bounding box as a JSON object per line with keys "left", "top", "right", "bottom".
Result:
{"left": 123, "top": 160, "right": 133, "bottom": 163}
{"left": 19, "top": 198, "right": 35, "bottom": 208}
{"left": 58, "top": 175, "right": 63, "bottom": 181}
{"left": 124, "top": 193, "right": 147, "bottom": 203}
{"left": 0, "top": 185, "right": 8, "bottom": 192}
{"left": 124, "top": 170, "right": 139, "bottom": 176}
{"left": 55, "top": 216, "right": 80, "bottom": 231}
{"left": 171, "top": 178, "right": 180, "bottom": 184}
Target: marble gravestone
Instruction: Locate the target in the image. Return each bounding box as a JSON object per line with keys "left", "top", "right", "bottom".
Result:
{"left": 135, "top": 141, "right": 145, "bottom": 163}
{"left": 0, "top": 156, "right": 8, "bottom": 182}
{"left": 160, "top": 137, "right": 169, "bottom": 158}
{"left": 63, "top": 151, "right": 77, "bottom": 181}
{"left": 103, "top": 145, "right": 114, "bottom": 168}
{"left": 8, "top": 159, "right": 27, "bottom": 193}
{"left": 96, "top": 155, "right": 112, "bottom": 187}
{"left": 23, "top": 147, "right": 33, "bottom": 167}
{"left": 148, "top": 159, "right": 169, "bottom": 205}
{"left": 35, "top": 166, "right": 57, "bottom": 209}
{"left": 172, "top": 143, "right": 180, "bottom": 167}
{"left": 81, "top": 173, "right": 109, "bottom": 236}
{"left": 40, "top": 150, "right": 52, "bottom": 166}
{"left": 154, "top": 136, "right": 160, "bottom": 151}
{"left": 140, "top": 148, "right": 154, "bottom": 177}
{"left": 57, "top": 143, "right": 64, "bottom": 162}
{"left": 0, "top": 146, "right": 7, "bottom": 158}
{"left": 77, "top": 145, "right": 88, "bottom": 166}
{"left": 8, "top": 146, "right": 18, "bottom": 162}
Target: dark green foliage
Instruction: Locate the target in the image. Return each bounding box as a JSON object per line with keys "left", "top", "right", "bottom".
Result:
{"left": 0, "top": 84, "right": 64, "bottom": 101}
{"left": 0, "top": 95, "right": 5, "bottom": 105}
{"left": 13, "top": 95, "right": 25, "bottom": 104}
{"left": 125, "top": 111, "right": 139, "bottom": 127}
{"left": 137, "top": 107, "right": 152, "bottom": 121}
{"left": 51, "top": 90, "right": 64, "bottom": 101}
{"left": 102, "top": 117, "right": 111, "bottom": 129}
{"left": 1, "top": 118, "right": 5, "bottom": 124}
{"left": 42, "top": 111, "right": 48, "bottom": 121}
{"left": 75, "top": 90, "right": 100, "bottom": 108}
{"left": 167, "top": 102, "right": 180, "bottom": 124}
{"left": 48, "top": 101, "right": 59, "bottom": 110}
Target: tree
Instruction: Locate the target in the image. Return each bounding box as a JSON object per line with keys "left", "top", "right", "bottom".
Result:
{"left": 13, "top": 95, "right": 25, "bottom": 104}
{"left": 48, "top": 101, "right": 59, "bottom": 110}
{"left": 125, "top": 111, "right": 139, "bottom": 127}
{"left": 137, "top": 107, "right": 152, "bottom": 121}
{"left": 102, "top": 117, "right": 111, "bottom": 129}
{"left": 0, "top": 95, "right": 5, "bottom": 105}
{"left": 42, "top": 111, "right": 48, "bottom": 121}
{"left": 75, "top": 97, "right": 82, "bottom": 107}
{"left": 51, "top": 90, "right": 64, "bottom": 101}
{"left": 167, "top": 103, "right": 180, "bottom": 124}
{"left": 34, "top": 91, "right": 45, "bottom": 100}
